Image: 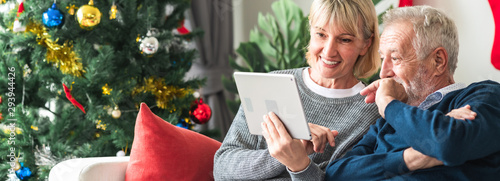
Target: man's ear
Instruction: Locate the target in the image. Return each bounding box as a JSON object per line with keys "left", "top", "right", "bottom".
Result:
{"left": 432, "top": 47, "right": 449, "bottom": 76}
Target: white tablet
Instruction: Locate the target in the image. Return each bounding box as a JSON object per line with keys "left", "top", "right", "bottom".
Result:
{"left": 233, "top": 72, "right": 312, "bottom": 140}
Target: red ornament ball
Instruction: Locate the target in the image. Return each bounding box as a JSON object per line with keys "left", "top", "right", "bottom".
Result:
{"left": 190, "top": 98, "right": 211, "bottom": 124}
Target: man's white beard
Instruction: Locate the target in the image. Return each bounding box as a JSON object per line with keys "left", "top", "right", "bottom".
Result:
{"left": 394, "top": 65, "right": 433, "bottom": 106}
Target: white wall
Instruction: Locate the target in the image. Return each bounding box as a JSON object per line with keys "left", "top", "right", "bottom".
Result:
{"left": 233, "top": 0, "right": 500, "bottom": 84}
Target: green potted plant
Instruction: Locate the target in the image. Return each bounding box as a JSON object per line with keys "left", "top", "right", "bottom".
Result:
{"left": 223, "top": 0, "right": 309, "bottom": 114}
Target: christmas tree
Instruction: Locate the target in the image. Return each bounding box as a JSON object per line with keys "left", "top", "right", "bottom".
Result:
{"left": 0, "top": 0, "right": 205, "bottom": 180}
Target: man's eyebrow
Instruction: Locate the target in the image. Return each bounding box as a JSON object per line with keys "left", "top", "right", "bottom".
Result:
{"left": 378, "top": 49, "right": 399, "bottom": 55}
{"left": 386, "top": 48, "right": 398, "bottom": 53}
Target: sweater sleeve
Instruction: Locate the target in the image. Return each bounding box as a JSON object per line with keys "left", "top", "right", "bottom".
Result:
{"left": 288, "top": 160, "right": 325, "bottom": 181}
{"left": 213, "top": 106, "right": 286, "bottom": 180}
{"left": 384, "top": 82, "right": 500, "bottom": 166}
{"left": 325, "top": 120, "right": 410, "bottom": 180}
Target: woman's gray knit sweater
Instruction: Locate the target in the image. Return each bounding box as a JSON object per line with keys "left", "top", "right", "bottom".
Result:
{"left": 213, "top": 68, "right": 380, "bottom": 180}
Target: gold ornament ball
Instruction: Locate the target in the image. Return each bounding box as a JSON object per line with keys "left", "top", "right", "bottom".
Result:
{"left": 14, "top": 161, "right": 21, "bottom": 171}
{"left": 76, "top": 4, "right": 101, "bottom": 30}
{"left": 111, "top": 108, "right": 121, "bottom": 119}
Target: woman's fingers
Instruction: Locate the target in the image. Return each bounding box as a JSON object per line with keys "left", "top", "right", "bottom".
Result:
{"left": 267, "top": 112, "right": 292, "bottom": 139}
{"left": 330, "top": 130, "right": 339, "bottom": 147}
{"left": 446, "top": 104, "right": 477, "bottom": 120}
{"left": 261, "top": 112, "right": 310, "bottom": 171}
{"left": 261, "top": 115, "right": 272, "bottom": 142}
{"left": 262, "top": 112, "right": 294, "bottom": 144}
{"left": 263, "top": 113, "right": 340, "bottom": 155}
{"left": 263, "top": 114, "right": 279, "bottom": 140}
{"left": 308, "top": 123, "right": 338, "bottom": 153}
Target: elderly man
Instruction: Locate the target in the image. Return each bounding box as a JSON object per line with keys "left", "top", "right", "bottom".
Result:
{"left": 325, "top": 5, "right": 500, "bottom": 180}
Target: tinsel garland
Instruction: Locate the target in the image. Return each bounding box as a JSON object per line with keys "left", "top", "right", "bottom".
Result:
{"left": 133, "top": 77, "right": 193, "bottom": 110}
{"left": 27, "top": 22, "right": 85, "bottom": 77}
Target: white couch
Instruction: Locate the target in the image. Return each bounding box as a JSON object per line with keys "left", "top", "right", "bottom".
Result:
{"left": 48, "top": 156, "right": 130, "bottom": 181}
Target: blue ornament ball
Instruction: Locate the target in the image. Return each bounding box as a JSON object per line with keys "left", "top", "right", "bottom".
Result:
{"left": 42, "top": 3, "right": 64, "bottom": 28}
{"left": 15, "top": 162, "right": 32, "bottom": 180}
{"left": 176, "top": 121, "right": 189, "bottom": 129}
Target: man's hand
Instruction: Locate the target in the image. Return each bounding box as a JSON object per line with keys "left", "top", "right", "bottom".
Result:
{"left": 404, "top": 147, "right": 443, "bottom": 171}
{"left": 360, "top": 78, "right": 408, "bottom": 118}
{"left": 261, "top": 112, "right": 338, "bottom": 172}
{"left": 446, "top": 105, "right": 477, "bottom": 120}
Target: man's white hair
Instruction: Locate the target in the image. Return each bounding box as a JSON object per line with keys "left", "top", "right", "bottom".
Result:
{"left": 383, "top": 5, "right": 459, "bottom": 75}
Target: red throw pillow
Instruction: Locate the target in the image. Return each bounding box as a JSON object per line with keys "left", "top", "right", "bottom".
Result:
{"left": 125, "top": 103, "right": 221, "bottom": 181}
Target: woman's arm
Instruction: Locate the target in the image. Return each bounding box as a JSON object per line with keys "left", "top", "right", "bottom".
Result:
{"left": 213, "top": 107, "right": 286, "bottom": 180}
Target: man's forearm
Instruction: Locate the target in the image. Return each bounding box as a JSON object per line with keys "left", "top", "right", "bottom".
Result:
{"left": 385, "top": 100, "right": 500, "bottom": 166}
{"left": 401, "top": 105, "right": 477, "bottom": 171}
{"left": 325, "top": 151, "right": 409, "bottom": 180}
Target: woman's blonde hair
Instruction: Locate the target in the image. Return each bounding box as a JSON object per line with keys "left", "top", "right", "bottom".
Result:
{"left": 306, "top": 0, "right": 380, "bottom": 78}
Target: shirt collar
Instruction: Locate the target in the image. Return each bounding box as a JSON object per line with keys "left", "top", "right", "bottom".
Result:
{"left": 418, "top": 83, "right": 467, "bottom": 110}
{"left": 302, "top": 68, "right": 364, "bottom": 98}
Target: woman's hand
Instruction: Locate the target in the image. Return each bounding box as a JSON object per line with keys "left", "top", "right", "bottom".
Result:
{"left": 304, "top": 123, "right": 339, "bottom": 154}
{"left": 262, "top": 112, "right": 310, "bottom": 172}
{"left": 446, "top": 105, "right": 477, "bottom": 120}
{"left": 261, "top": 112, "right": 338, "bottom": 172}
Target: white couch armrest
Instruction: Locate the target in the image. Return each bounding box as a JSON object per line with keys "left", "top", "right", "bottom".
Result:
{"left": 49, "top": 156, "right": 130, "bottom": 181}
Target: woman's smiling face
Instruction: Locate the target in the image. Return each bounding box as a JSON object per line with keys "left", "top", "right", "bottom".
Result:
{"left": 307, "top": 22, "right": 371, "bottom": 87}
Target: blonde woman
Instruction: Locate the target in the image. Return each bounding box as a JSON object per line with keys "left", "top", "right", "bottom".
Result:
{"left": 214, "top": 0, "right": 381, "bottom": 180}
